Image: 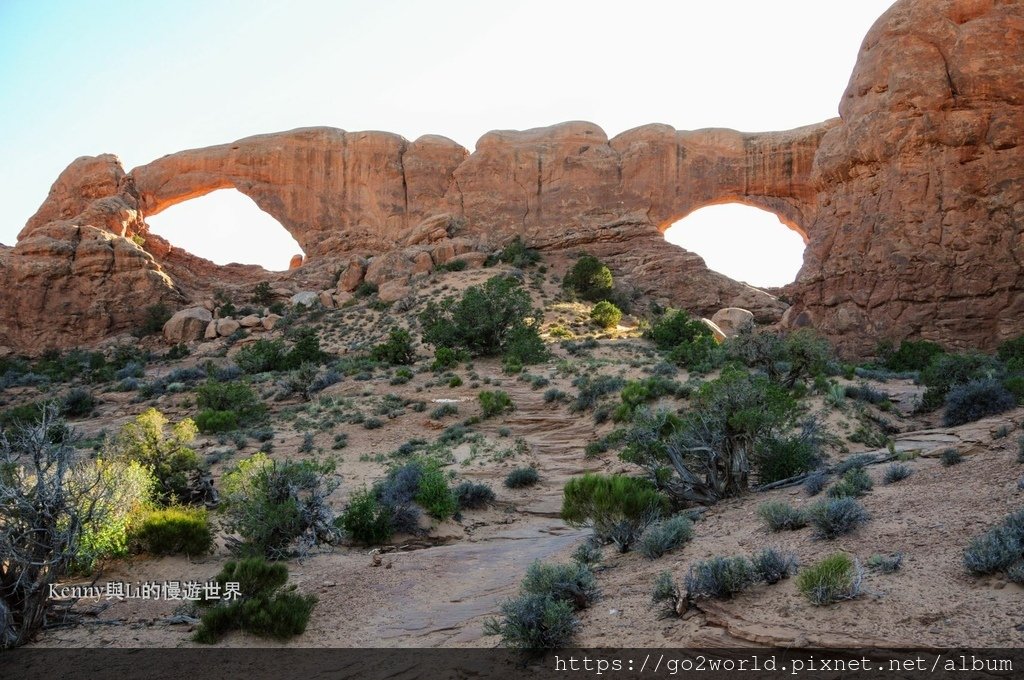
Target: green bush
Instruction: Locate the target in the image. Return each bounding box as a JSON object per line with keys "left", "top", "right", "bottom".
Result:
{"left": 921, "top": 352, "right": 1002, "bottom": 410}
{"left": 140, "top": 303, "right": 172, "bottom": 336}
{"left": 651, "top": 572, "right": 681, "bottom": 618}
{"left": 754, "top": 432, "right": 821, "bottom": 484}
{"left": 638, "top": 515, "right": 694, "bottom": 559}
{"left": 479, "top": 390, "right": 514, "bottom": 418}
{"left": 195, "top": 409, "right": 239, "bottom": 434}
{"left": 620, "top": 368, "right": 799, "bottom": 505}
{"left": 435, "top": 258, "right": 468, "bottom": 272}
{"left": 221, "top": 453, "right": 341, "bottom": 558}
{"left": 561, "top": 473, "right": 667, "bottom": 552}
{"left": 107, "top": 408, "right": 205, "bottom": 505}
{"left": 757, "top": 500, "right": 807, "bottom": 532}
{"left": 196, "top": 380, "right": 266, "bottom": 428}
{"left": 496, "top": 236, "right": 541, "bottom": 268}
{"left": 193, "top": 558, "right": 316, "bottom": 644}
{"left": 251, "top": 281, "right": 274, "bottom": 306}
{"left": 61, "top": 388, "right": 96, "bottom": 419}
{"left": 431, "top": 346, "right": 467, "bottom": 371}
{"left": 645, "top": 309, "right": 711, "bottom": 350}
{"left": 420, "top": 275, "right": 546, "bottom": 363}
{"left": 562, "top": 255, "right": 613, "bottom": 302}
{"left": 827, "top": 467, "right": 874, "bottom": 499}
{"left": 684, "top": 556, "right": 757, "bottom": 600}
{"left": 371, "top": 328, "right": 416, "bottom": 365}
{"left": 807, "top": 497, "right": 869, "bottom": 539}
{"left": 880, "top": 339, "right": 944, "bottom": 372}
{"left": 667, "top": 334, "right": 724, "bottom": 373}
{"left": 505, "top": 466, "right": 540, "bottom": 489}
{"left": 74, "top": 459, "right": 156, "bottom": 572}
{"left": 590, "top": 301, "right": 622, "bottom": 329}
{"left": 943, "top": 379, "right": 1016, "bottom": 426}
{"left": 727, "top": 327, "right": 832, "bottom": 388}
{"left": 235, "top": 330, "right": 326, "bottom": 374}
{"left": 414, "top": 463, "right": 457, "bottom": 520}
{"left": 796, "top": 553, "right": 863, "bottom": 605}
{"left": 339, "top": 488, "right": 394, "bottom": 545}
{"left": 129, "top": 506, "right": 213, "bottom": 556}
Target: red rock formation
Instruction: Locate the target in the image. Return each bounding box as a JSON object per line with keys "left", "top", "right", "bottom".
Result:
{"left": 2, "top": 0, "right": 1021, "bottom": 356}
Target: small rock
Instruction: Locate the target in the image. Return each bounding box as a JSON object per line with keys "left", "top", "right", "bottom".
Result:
{"left": 238, "top": 314, "right": 262, "bottom": 328}
{"left": 262, "top": 314, "right": 282, "bottom": 331}
{"left": 291, "top": 291, "right": 319, "bottom": 307}
{"left": 216, "top": 318, "right": 240, "bottom": 336}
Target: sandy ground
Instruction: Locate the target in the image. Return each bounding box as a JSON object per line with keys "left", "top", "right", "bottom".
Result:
{"left": 11, "top": 266, "right": 1024, "bottom": 648}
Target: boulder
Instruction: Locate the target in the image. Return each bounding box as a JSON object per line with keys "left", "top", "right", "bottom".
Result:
{"left": 318, "top": 290, "right": 336, "bottom": 309}
{"left": 216, "top": 318, "right": 240, "bottom": 336}
{"left": 163, "top": 307, "right": 212, "bottom": 344}
{"left": 238, "top": 314, "right": 262, "bottom": 328}
{"left": 710, "top": 308, "right": 754, "bottom": 337}
{"left": 701, "top": 318, "right": 727, "bottom": 344}
{"left": 291, "top": 291, "right": 319, "bottom": 307}
{"left": 204, "top": 320, "right": 218, "bottom": 340}
{"left": 288, "top": 254, "right": 304, "bottom": 269}
{"left": 262, "top": 314, "right": 282, "bottom": 331}
{"left": 336, "top": 256, "right": 367, "bottom": 292}
{"left": 378, "top": 280, "right": 412, "bottom": 303}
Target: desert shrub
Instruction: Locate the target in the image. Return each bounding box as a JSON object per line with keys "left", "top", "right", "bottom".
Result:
{"left": 921, "top": 352, "right": 1002, "bottom": 410}
{"left": 651, "top": 572, "right": 682, "bottom": 618}
{"left": 107, "top": 408, "right": 206, "bottom": 505}
{"left": 572, "top": 541, "right": 603, "bottom": 566}
{"left": 235, "top": 339, "right": 288, "bottom": 374}
{"left": 758, "top": 500, "right": 807, "bottom": 532}
{"left": 414, "top": 463, "right": 457, "bottom": 520}
{"left": 195, "top": 380, "right": 266, "bottom": 430}
{"left": 561, "top": 473, "right": 667, "bottom": 552}
{"left": 0, "top": 407, "right": 154, "bottom": 647}
{"left": 129, "top": 506, "right": 213, "bottom": 556}
{"left": 883, "top": 463, "right": 912, "bottom": 484}
{"left": 833, "top": 453, "right": 876, "bottom": 475}
{"left": 727, "top": 326, "right": 832, "bottom": 388}
{"left": 520, "top": 560, "right": 599, "bottom": 611}
{"left": 220, "top": 453, "right": 341, "bottom": 558}
{"left": 645, "top": 309, "right": 711, "bottom": 351}
{"left": 371, "top": 328, "right": 416, "bottom": 365}
{"left": 796, "top": 553, "right": 863, "bottom": 605}
{"left": 562, "top": 254, "right": 613, "bottom": 302}
{"left": 195, "top": 409, "right": 238, "bottom": 434}
{"left": 620, "top": 368, "right": 799, "bottom": 505}
{"left": 963, "top": 509, "right": 1024, "bottom": 575}
{"left": 752, "top": 547, "right": 798, "bottom": 584}
{"left": 339, "top": 488, "right": 394, "bottom": 545}
{"left": 754, "top": 425, "right": 822, "bottom": 484}
{"left": 844, "top": 383, "right": 890, "bottom": 405}
{"left": 807, "top": 497, "right": 869, "bottom": 539}
{"left": 251, "top": 281, "right": 274, "bottom": 305}
{"left": 431, "top": 346, "right": 467, "bottom": 371}
{"left": 479, "top": 390, "right": 514, "bottom": 418}
{"left": 543, "top": 388, "right": 568, "bottom": 403}
{"left": 431, "top": 403, "right": 458, "bottom": 419}
{"left": 420, "top": 275, "right": 546, "bottom": 363}
{"left": 496, "top": 236, "right": 541, "bottom": 268}
{"left": 867, "top": 553, "right": 903, "bottom": 574}
{"left": 73, "top": 458, "right": 156, "bottom": 572}
{"left": 140, "top": 303, "right": 172, "bottom": 336}
{"left": 940, "top": 447, "right": 963, "bottom": 466}
{"left": 684, "top": 556, "right": 758, "bottom": 600}
{"left": 193, "top": 558, "right": 316, "bottom": 644}
{"left": 590, "top": 301, "right": 622, "bottom": 329}
{"left": 803, "top": 470, "right": 828, "bottom": 496}
{"left": 454, "top": 481, "right": 496, "bottom": 510}
{"left": 638, "top": 515, "right": 694, "bottom": 559}
{"left": 942, "top": 379, "right": 1016, "bottom": 426}
{"left": 667, "top": 334, "right": 725, "bottom": 373}
{"left": 571, "top": 374, "right": 627, "bottom": 412}
{"left": 880, "top": 339, "right": 944, "bottom": 372}
{"left": 505, "top": 466, "right": 540, "bottom": 489}
{"left": 61, "top": 388, "right": 96, "bottom": 419}
{"left": 483, "top": 593, "right": 578, "bottom": 652}
{"left": 828, "top": 467, "right": 874, "bottom": 499}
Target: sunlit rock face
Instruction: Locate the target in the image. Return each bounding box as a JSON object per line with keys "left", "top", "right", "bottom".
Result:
{"left": 2, "top": 0, "right": 1021, "bottom": 355}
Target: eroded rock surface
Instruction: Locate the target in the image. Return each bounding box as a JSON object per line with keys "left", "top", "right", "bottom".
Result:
{"left": 2, "top": 0, "right": 1021, "bottom": 355}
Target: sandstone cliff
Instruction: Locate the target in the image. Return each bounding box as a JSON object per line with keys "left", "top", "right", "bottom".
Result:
{"left": 2, "top": 0, "right": 1020, "bottom": 356}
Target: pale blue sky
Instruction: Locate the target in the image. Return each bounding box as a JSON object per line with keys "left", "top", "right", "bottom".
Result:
{"left": 0, "top": 0, "right": 894, "bottom": 285}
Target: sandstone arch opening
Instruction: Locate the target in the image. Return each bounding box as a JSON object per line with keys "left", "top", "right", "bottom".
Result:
{"left": 663, "top": 204, "right": 806, "bottom": 288}
{"left": 145, "top": 189, "right": 304, "bottom": 271}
